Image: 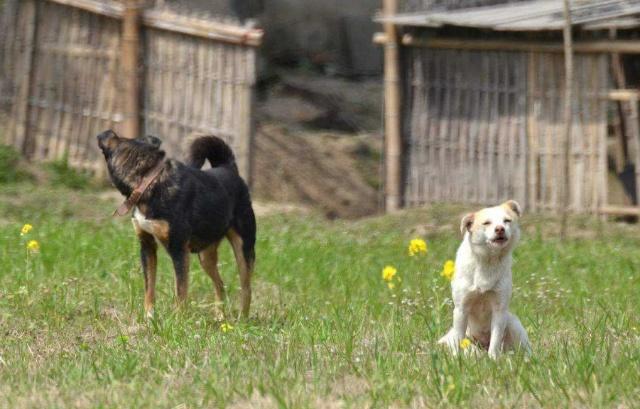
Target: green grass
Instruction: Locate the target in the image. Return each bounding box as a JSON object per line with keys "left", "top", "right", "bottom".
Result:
{"left": 0, "top": 185, "right": 639, "bottom": 408}
{"left": 0, "top": 144, "right": 31, "bottom": 183}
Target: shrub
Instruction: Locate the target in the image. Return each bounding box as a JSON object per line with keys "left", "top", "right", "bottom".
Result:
{"left": 0, "top": 144, "right": 24, "bottom": 183}
{"left": 46, "top": 154, "right": 92, "bottom": 190}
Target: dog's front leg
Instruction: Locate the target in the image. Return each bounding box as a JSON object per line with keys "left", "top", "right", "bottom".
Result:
{"left": 451, "top": 306, "right": 468, "bottom": 349}
{"left": 169, "top": 243, "right": 190, "bottom": 305}
{"left": 439, "top": 306, "right": 468, "bottom": 353}
{"left": 488, "top": 309, "right": 508, "bottom": 359}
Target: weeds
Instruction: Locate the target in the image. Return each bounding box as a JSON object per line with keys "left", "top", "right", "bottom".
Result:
{"left": 0, "top": 187, "right": 638, "bottom": 407}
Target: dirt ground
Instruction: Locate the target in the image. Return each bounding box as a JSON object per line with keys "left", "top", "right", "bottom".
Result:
{"left": 251, "top": 71, "right": 384, "bottom": 219}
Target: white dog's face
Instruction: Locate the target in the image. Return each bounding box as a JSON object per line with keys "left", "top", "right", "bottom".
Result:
{"left": 460, "top": 200, "right": 522, "bottom": 257}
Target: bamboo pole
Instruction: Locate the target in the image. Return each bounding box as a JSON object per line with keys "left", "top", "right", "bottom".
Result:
{"left": 142, "top": 8, "right": 263, "bottom": 46}
{"left": 236, "top": 47, "right": 256, "bottom": 185}
{"left": 628, "top": 98, "right": 640, "bottom": 208}
{"left": 560, "top": 0, "right": 573, "bottom": 239}
{"left": 598, "top": 57, "right": 608, "bottom": 218}
{"left": 607, "top": 89, "right": 640, "bottom": 101}
{"left": 44, "top": 0, "right": 264, "bottom": 46}
{"left": 382, "top": 0, "right": 402, "bottom": 212}
{"left": 45, "top": 0, "right": 123, "bottom": 18}
{"left": 120, "top": 0, "right": 142, "bottom": 138}
{"left": 374, "top": 33, "right": 640, "bottom": 54}
{"left": 610, "top": 29, "right": 628, "bottom": 173}
{"left": 599, "top": 205, "right": 640, "bottom": 216}
{"left": 7, "top": 0, "right": 37, "bottom": 154}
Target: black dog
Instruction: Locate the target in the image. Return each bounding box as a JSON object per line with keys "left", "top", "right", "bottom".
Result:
{"left": 97, "top": 130, "right": 256, "bottom": 318}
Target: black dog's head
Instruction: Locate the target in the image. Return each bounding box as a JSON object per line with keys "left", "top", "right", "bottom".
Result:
{"left": 97, "top": 130, "right": 165, "bottom": 196}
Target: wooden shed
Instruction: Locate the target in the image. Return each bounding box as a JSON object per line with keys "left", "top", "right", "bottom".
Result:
{"left": 376, "top": 0, "right": 640, "bottom": 216}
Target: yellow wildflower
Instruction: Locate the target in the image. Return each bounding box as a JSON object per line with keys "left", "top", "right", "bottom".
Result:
{"left": 220, "top": 323, "right": 234, "bottom": 333}
{"left": 382, "top": 266, "right": 397, "bottom": 282}
{"left": 20, "top": 224, "right": 33, "bottom": 236}
{"left": 26, "top": 240, "right": 40, "bottom": 253}
{"left": 441, "top": 260, "right": 455, "bottom": 281}
{"left": 444, "top": 375, "right": 456, "bottom": 396}
{"left": 459, "top": 338, "right": 472, "bottom": 350}
{"left": 408, "top": 238, "right": 427, "bottom": 257}
{"left": 387, "top": 282, "right": 395, "bottom": 290}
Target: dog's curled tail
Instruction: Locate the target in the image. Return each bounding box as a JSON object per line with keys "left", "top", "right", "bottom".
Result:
{"left": 187, "top": 135, "right": 237, "bottom": 172}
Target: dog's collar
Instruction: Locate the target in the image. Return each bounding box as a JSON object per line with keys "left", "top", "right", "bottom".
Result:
{"left": 113, "top": 161, "right": 165, "bottom": 217}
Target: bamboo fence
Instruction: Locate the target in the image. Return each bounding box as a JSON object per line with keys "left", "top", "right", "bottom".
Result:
{"left": 400, "top": 46, "right": 609, "bottom": 213}
{"left": 0, "top": 0, "right": 262, "bottom": 180}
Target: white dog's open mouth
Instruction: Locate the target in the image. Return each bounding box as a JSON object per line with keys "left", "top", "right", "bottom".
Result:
{"left": 490, "top": 236, "right": 508, "bottom": 245}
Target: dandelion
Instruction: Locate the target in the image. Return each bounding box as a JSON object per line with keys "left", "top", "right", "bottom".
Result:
{"left": 459, "top": 338, "right": 472, "bottom": 350}
{"left": 20, "top": 224, "right": 33, "bottom": 236}
{"left": 445, "top": 376, "right": 456, "bottom": 396}
{"left": 382, "top": 266, "right": 400, "bottom": 290}
{"left": 382, "top": 266, "right": 397, "bottom": 282}
{"left": 408, "top": 238, "right": 427, "bottom": 257}
{"left": 26, "top": 240, "right": 40, "bottom": 253}
{"left": 220, "top": 322, "right": 234, "bottom": 333}
{"left": 441, "top": 260, "right": 455, "bottom": 281}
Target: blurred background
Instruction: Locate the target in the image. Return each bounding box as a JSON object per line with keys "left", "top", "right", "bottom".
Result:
{"left": 0, "top": 0, "right": 387, "bottom": 219}
{"left": 2, "top": 0, "right": 640, "bottom": 220}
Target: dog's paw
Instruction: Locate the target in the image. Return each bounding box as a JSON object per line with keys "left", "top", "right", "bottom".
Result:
{"left": 438, "top": 333, "right": 462, "bottom": 355}
{"left": 213, "top": 305, "right": 226, "bottom": 321}
{"left": 488, "top": 348, "right": 501, "bottom": 360}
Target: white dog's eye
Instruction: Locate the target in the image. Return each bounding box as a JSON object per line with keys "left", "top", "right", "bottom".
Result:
{"left": 482, "top": 220, "right": 491, "bottom": 226}
{"left": 504, "top": 219, "right": 512, "bottom": 223}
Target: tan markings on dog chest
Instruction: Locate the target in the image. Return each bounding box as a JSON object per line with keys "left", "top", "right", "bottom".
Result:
{"left": 132, "top": 207, "right": 170, "bottom": 244}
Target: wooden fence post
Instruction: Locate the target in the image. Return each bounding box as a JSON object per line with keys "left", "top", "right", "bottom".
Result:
{"left": 628, "top": 97, "right": 640, "bottom": 207}
{"left": 560, "top": 0, "right": 573, "bottom": 238}
{"left": 236, "top": 47, "right": 256, "bottom": 186}
{"left": 382, "top": 0, "right": 402, "bottom": 212}
{"left": 120, "top": 0, "right": 142, "bottom": 138}
{"left": 7, "top": 0, "right": 37, "bottom": 154}
{"left": 610, "top": 33, "right": 629, "bottom": 174}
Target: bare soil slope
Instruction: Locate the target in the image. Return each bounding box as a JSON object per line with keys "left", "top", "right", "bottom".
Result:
{"left": 252, "top": 124, "right": 380, "bottom": 219}
{"left": 251, "top": 72, "right": 383, "bottom": 219}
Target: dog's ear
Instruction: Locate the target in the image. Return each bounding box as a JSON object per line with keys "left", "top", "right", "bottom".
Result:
{"left": 460, "top": 213, "right": 474, "bottom": 236}
{"left": 137, "top": 134, "right": 162, "bottom": 148}
{"left": 503, "top": 200, "right": 522, "bottom": 217}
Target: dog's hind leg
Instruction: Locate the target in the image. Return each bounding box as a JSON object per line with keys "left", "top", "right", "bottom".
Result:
{"left": 504, "top": 313, "right": 531, "bottom": 354}
{"left": 226, "top": 228, "right": 254, "bottom": 319}
{"left": 133, "top": 222, "right": 157, "bottom": 318}
{"left": 199, "top": 241, "right": 226, "bottom": 319}
{"left": 168, "top": 243, "right": 190, "bottom": 305}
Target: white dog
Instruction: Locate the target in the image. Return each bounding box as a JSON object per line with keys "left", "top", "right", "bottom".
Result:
{"left": 438, "top": 200, "right": 531, "bottom": 358}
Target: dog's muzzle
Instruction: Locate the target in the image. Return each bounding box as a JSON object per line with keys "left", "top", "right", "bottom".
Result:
{"left": 490, "top": 234, "right": 509, "bottom": 245}
{"left": 97, "top": 129, "right": 118, "bottom": 150}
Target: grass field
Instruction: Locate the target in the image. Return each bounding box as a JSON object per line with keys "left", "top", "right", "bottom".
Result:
{"left": 1, "top": 184, "right": 639, "bottom": 408}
